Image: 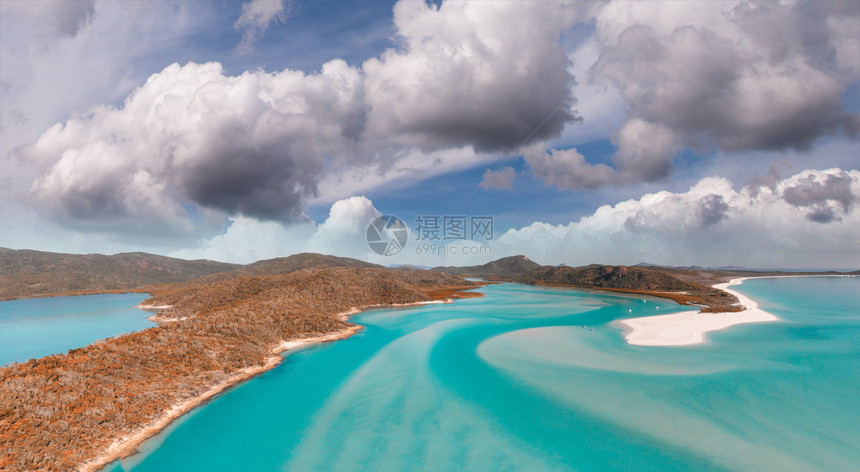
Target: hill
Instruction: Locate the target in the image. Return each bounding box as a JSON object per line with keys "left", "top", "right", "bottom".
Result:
{"left": 521, "top": 264, "right": 740, "bottom": 311}
{"left": 432, "top": 257, "right": 749, "bottom": 311}
{"left": 0, "top": 267, "right": 479, "bottom": 471}
{"left": 0, "top": 248, "right": 239, "bottom": 300}
{"left": 523, "top": 264, "right": 702, "bottom": 290}
{"left": 205, "top": 252, "right": 382, "bottom": 281}
{"left": 432, "top": 255, "right": 542, "bottom": 278}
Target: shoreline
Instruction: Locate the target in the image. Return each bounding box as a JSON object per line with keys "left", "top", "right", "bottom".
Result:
{"left": 78, "top": 296, "right": 468, "bottom": 472}
{"left": 617, "top": 275, "right": 852, "bottom": 346}
{"left": 617, "top": 277, "right": 778, "bottom": 346}
{"left": 136, "top": 304, "right": 180, "bottom": 324}
{"left": 136, "top": 304, "right": 172, "bottom": 310}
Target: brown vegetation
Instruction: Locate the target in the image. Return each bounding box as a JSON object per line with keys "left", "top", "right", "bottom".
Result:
{"left": 432, "top": 256, "right": 857, "bottom": 313}
{"left": 0, "top": 248, "right": 238, "bottom": 300}
{"left": 4, "top": 250, "right": 852, "bottom": 471}
{"left": 432, "top": 260, "right": 748, "bottom": 312}
{"left": 519, "top": 265, "right": 743, "bottom": 312}
{"left": 0, "top": 267, "right": 479, "bottom": 471}
{"left": 432, "top": 255, "right": 542, "bottom": 278}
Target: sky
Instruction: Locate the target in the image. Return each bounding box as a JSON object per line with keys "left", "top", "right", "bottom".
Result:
{"left": 0, "top": 0, "right": 858, "bottom": 269}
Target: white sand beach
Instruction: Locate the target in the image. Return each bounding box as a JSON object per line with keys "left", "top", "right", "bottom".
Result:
{"left": 136, "top": 303, "right": 173, "bottom": 310}
{"left": 618, "top": 278, "right": 779, "bottom": 346}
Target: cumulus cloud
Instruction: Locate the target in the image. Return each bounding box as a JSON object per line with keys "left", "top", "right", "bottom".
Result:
{"left": 306, "top": 196, "right": 382, "bottom": 256}
{"left": 479, "top": 166, "right": 515, "bottom": 190}
{"left": 597, "top": 3, "right": 858, "bottom": 141}
{"left": 698, "top": 194, "right": 730, "bottom": 227}
{"left": 782, "top": 170, "right": 856, "bottom": 223}
{"left": 176, "top": 169, "right": 860, "bottom": 269}
{"left": 234, "top": 0, "right": 288, "bottom": 55}
{"left": 171, "top": 215, "right": 315, "bottom": 264}
{"left": 22, "top": 60, "right": 365, "bottom": 229}
{"left": 523, "top": 144, "right": 615, "bottom": 190}
{"left": 491, "top": 168, "right": 860, "bottom": 269}
{"left": 11, "top": 0, "right": 860, "bottom": 253}
{"left": 363, "top": 0, "right": 584, "bottom": 153}
{"left": 525, "top": 119, "right": 682, "bottom": 190}
{"left": 1, "top": 0, "right": 220, "bottom": 242}
{"left": 532, "top": 0, "right": 860, "bottom": 191}
{"left": 17, "top": 0, "right": 588, "bottom": 236}
{"left": 172, "top": 196, "right": 379, "bottom": 264}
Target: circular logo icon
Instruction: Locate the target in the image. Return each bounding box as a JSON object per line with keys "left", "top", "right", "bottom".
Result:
{"left": 366, "top": 215, "right": 408, "bottom": 256}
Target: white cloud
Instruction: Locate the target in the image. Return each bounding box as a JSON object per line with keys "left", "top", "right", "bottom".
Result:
{"left": 491, "top": 168, "right": 860, "bottom": 269}
{"left": 1, "top": 0, "right": 218, "bottom": 240}
{"left": 234, "top": 0, "right": 288, "bottom": 55}
{"left": 16, "top": 0, "right": 593, "bottom": 237}
{"left": 311, "top": 146, "right": 495, "bottom": 206}
{"left": 306, "top": 196, "right": 381, "bottom": 256}
{"left": 21, "top": 59, "right": 365, "bottom": 231}
{"left": 171, "top": 215, "right": 315, "bottom": 264}
{"left": 177, "top": 168, "right": 860, "bottom": 269}
{"left": 5, "top": 0, "right": 859, "bottom": 263}
{"left": 523, "top": 144, "right": 615, "bottom": 190}
{"left": 172, "top": 196, "right": 379, "bottom": 264}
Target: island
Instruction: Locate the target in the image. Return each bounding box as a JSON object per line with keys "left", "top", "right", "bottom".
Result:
{"left": 1, "top": 250, "right": 855, "bottom": 471}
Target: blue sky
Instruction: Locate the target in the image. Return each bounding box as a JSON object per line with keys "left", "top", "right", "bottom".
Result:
{"left": 1, "top": 0, "right": 858, "bottom": 268}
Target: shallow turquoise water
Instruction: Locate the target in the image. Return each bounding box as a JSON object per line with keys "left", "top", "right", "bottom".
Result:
{"left": 0, "top": 293, "right": 152, "bottom": 366}
{"left": 105, "top": 278, "right": 860, "bottom": 471}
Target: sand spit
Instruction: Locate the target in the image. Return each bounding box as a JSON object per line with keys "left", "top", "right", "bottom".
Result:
{"left": 618, "top": 277, "right": 779, "bottom": 346}
{"left": 618, "top": 275, "right": 854, "bottom": 346}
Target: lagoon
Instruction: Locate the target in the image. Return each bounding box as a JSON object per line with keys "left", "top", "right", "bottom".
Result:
{"left": 0, "top": 293, "right": 152, "bottom": 366}
{"left": 105, "top": 278, "right": 859, "bottom": 471}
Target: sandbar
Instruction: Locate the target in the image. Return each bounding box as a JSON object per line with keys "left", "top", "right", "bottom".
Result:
{"left": 618, "top": 278, "right": 779, "bottom": 346}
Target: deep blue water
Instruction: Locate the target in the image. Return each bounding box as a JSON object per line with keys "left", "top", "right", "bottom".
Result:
{"left": 104, "top": 277, "right": 859, "bottom": 471}
{"left": 0, "top": 293, "right": 152, "bottom": 366}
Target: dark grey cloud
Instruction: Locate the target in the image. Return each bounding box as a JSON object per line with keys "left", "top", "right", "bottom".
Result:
{"left": 745, "top": 161, "right": 793, "bottom": 197}
{"left": 535, "top": 0, "right": 860, "bottom": 192}
{"left": 52, "top": 0, "right": 95, "bottom": 38}
{"left": 364, "top": 1, "right": 580, "bottom": 153}
{"left": 18, "top": 0, "right": 588, "bottom": 236}
{"left": 181, "top": 143, "right": 320, "bottom": 222}
{"left": 783, "top": 170, "right": 857, "bottom": 223}
{"left": 593, "top": 9, "right": 858, "bottom": 151}
{"left": 23, "top": 60, "right": 363, "bottom": 229}
{"left": 806, "top": 207, "right": 840, "bottom": 224}
{"left": 699, "top": 194, "right": 730, "bottom": 226}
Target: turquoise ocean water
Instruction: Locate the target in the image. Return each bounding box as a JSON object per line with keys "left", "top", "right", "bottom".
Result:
{"left": 0, "top": 293, "right": 152, "bottom": 366}
{"left": 99, "top": 277, "right": 859, "bottom": 471}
